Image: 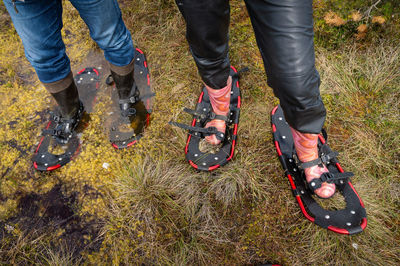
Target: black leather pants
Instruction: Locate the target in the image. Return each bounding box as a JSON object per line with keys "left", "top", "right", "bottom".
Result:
{"left": 176, "top": 0, "right": 326, "bottom": 134}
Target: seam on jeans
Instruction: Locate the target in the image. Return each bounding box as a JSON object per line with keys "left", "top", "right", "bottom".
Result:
{"left": 111, "top": 0, "right": 122, "bottom": 18}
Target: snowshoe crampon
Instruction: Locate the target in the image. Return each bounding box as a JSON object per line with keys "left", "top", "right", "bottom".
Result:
{"left": 170, "top": 66, "right": 242, "bottom": 171}
{"left": 32, "top": 67, "right": 99, "bottom": 171}
{"left": 271, "top": 105, "right": 367, "bottom": 234}
{"left": 108, "top": 48, "right": 154, "bottom": 149}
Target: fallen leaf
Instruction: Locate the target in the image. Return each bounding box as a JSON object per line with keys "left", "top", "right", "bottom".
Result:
{"left": 351, "top": 11, "right": 362, "bottom": 22}
{"left": 372, "top": 16, "right": 385, "bottom": 24}
{"left": 324, "top": 11, "right": 346, "bottom": 26}
{"left": 357, "top": 24, "right": 368, "bottom": 33}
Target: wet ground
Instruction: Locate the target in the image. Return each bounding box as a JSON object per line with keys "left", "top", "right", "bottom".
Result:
{"left": 0, "top": 50, "right": 154, "bottom": 261}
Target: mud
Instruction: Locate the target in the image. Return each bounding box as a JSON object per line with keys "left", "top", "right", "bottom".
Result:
{"left": 0, "top": 184, "right": 103, "bottom": 261}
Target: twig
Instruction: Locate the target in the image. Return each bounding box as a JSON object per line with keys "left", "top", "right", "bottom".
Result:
{"left": 364, "top": 0, "right": 382, "bottom": 19}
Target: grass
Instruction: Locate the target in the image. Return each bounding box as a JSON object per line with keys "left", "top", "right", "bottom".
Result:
{"left": 0, "top": 0, "right": 399, "bottom": 265}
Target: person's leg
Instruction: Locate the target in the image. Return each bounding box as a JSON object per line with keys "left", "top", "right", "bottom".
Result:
{"left": 244, "top": 0, "right": 333, "bottom": 198}
{"left": 4, "top": 0, "right": 80, "bottom": 119}
{"left": 69, "top": 0, "right": 136, "bottom": 114}
{"left": 176, "top": 0, "right": 232, "bottom": 144}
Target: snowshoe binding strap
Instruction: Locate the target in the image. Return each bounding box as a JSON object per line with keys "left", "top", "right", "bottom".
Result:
{"left": 183, "top": 107, "right": 229, "bottom": 122}
{"left": 170, "top": 66, "right": 242, "bottom": 171}
{"left": 271, "top": 105, "right": 367, "bottom": 235}
{"left": 308, "top": 171, "right": 354, "bottom": 191}
{"left": 108, "top": 48, "right": 153, "bottom": 149}
{"left": 169, "top": 121, "right": 226, "bottom": 141}
{"left": 296, "top": 147, "right": 354, "bottom": 191}
{"left": 299, "top": 149, "right": 339, "bottom": 169}
{"left": 42, "top": 101, "right": 84, "bottom": 144}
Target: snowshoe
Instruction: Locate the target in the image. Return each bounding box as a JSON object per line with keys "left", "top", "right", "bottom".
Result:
{"left": 32, "top": 67, "right": 99, "bottom": 171}
{"left": 170, "top": 66, "right": 242, "bottom": 171}
{"left": 108, "top": 48, "right": 154, "bottom": 149}
{"left": 271, "top": 105, "right": 367, "bottom": 234}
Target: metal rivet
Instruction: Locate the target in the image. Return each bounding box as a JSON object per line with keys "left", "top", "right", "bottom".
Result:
{"left": 137, "top": 58, "right": 140, "bottom": 61}
{"left": 90, "top": 78, "right": 94, "bottom": 81}
{"left": 311, "top": 182, "right": 315, "bottom": 187}
{"left": 77, "top": 80, "right": 81, "bottom": 84}
{"left": 230, "top": 120, "right": 232, "bottom": 123}
{"left": 203, "top": 108, "right": 207, "bottom": 111}
{"left": 59, "top": 158, "right": 62, "bottom": 161}
{"left": 88, "top": 72, "right": 91, "bottom": 74}
{"left": 122, "top": 142, "right": 126, "bottom": 144}
{"left": 80, "top": 77, "right": 83, "bottom": 80}
{"left": 282, "top": 136, "right": 286, "bottom": 139}
{"left": 41, "top": 155, "right": 45, "bottom": 158}
{"left": 279, "top": 117, "right": 283, "bottom": 120}
{"left": 194, "top": 154, "right": 198, "bottom": 157}
{"left": 301, "top": 190, "right": 305, "bottom": 194}
{"left": 325, "top": 215, "right": 330, "bottom": 219}
{"left": 140, "top": 71, "right": 143, "bottom": 74}
{"left": 289, "top": 159, "right": 293, "bottom": 162}
{"left": 351, "top": 210, "right": 355, "bottom": 214}
{"left": 44, "top": 163, "right": 48, "bottom": 166}
{"left": 340, "top": 180, "right": 344, "bottom": 184}
{"left": 230, "top": 91, "right": 233, "bottom": 94}
{"left": 293, "top": 168, "right": 297, "bottom": 172}
{"left": 346, "top": 222, "right": 352, "bottom": 226}
{"left": 202, "top": 162, "right": 206, "bottom": 166}
{"left": 220, "top": 134, "right": 224, "bottom": 137}
{"left": 215, "top": 157, "right": 218, "bottom": 160}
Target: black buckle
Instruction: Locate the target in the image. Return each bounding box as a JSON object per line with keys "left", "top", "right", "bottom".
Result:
{"left": 320, "top": 172, "right": 334, "bottom": 183}
{"left": 205, "top": 126, "right": 218, "bottom": 135}
{"left": 121, "top": 107, "right": 136, "bottom": 117}
{"left": 208, "top": 112, "right": 216, "bottom": 120}
{"left": 52, "top": 114, "right": 61, "bottom": 123}
{"left": 320, "top": 151, "right": 339, "bottom": 165}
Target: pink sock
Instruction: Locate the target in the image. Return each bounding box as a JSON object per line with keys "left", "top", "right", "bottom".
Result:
{"left": 290, "top": 127, "right": 336, "bottom": 198}
{"left": 204, "top": 76, "right": 232, "bottom": 145}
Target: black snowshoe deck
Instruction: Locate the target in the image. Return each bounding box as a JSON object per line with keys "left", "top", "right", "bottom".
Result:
{"left": 271, "top": 105, "right": 367, "bottom": 234}
{"left": 171, "top": 66, "right": 241, "bottom": 171}
{"left": 109, "top": 48, "right": 154, "bottom": 149}
{"left": 33, "top": 67, "right": 99, "bottom": 171}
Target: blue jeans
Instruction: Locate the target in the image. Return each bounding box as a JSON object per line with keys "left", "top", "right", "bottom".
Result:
{"left": 3, "top": 0, "right": 135, "bottom": 83}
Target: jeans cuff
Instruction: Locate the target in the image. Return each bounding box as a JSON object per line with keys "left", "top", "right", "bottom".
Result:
{"left": 42, "top": 71, "right": 73, "bottom": 93}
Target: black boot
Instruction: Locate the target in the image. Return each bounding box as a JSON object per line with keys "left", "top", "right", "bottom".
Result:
{"left": 110, "top": 69, "right": 139, "bottom": 117}
{"left": 51, "top": 81, "right": 80, "bottom": 118}
{"left": 48, "top": 82, "right": 84, "bottom": 144}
